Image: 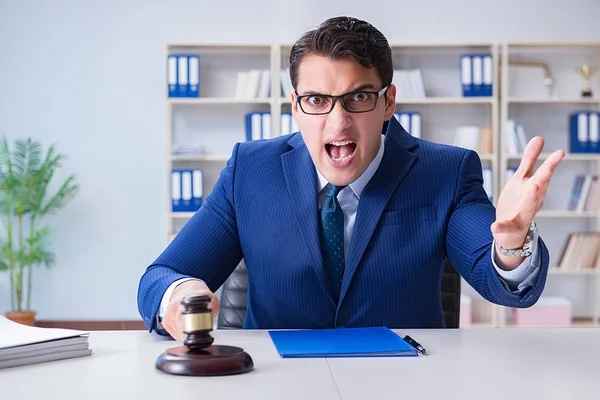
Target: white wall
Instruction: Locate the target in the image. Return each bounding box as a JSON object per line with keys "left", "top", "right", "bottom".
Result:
{"left": 0, "top": 0, "right": 599, "bottom": 320}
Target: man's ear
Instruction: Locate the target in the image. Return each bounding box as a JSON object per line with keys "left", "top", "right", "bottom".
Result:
{"left": 291, "top": 91, "right": 298, "bottom": 119}
{"left": 383, "top": 84, "right": 396, "bottom": 120}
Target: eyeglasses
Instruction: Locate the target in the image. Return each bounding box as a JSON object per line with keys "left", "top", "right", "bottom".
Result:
{"left": 295, "top": 86, "right": 389, "bottom": 115}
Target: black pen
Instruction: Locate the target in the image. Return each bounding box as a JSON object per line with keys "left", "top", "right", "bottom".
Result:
{"left": 403, "top": 335, "right": 427, "bottom": 355}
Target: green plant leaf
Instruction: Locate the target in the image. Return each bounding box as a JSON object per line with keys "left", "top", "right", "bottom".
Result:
{"left": 0, "top": 136, "right": 78, "bottom": 312}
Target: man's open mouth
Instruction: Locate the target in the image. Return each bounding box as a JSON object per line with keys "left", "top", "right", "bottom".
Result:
{"left": 325, "top": 140, "right": 357, "bottom": 162}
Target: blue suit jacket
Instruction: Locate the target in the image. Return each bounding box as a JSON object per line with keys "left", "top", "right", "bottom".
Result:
{"left": 137, "top": 117, "right": 549, "bottom": 331}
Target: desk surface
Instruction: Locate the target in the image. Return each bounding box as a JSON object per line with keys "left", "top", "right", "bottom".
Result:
{"left": 1, "top": 328, "right": 599, "bottom": 400}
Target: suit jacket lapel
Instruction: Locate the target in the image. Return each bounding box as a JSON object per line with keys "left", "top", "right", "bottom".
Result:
{"left": 281, "top": 134, "right": 336, "bottom": 305}
{"left": 338, "top": 120, "right": 419, "bottom": 306}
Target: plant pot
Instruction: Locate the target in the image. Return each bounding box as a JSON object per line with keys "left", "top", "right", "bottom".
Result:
{"left": 5, "top": 311, "right": 37, "bottom": 326}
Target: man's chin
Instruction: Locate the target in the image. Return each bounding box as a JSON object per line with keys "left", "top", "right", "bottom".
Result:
{"left": 320, "top": 166, "right": 359, "bottom": 187}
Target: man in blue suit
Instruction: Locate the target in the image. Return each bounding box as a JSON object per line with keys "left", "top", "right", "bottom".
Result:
{"left": 137, "top": 16, "right": 564, "bottom": 341}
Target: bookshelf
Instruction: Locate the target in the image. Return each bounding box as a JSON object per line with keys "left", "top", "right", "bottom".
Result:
{"left": 385, "top": 43, "right": 500, "bottom": 328}
{"left": 499, "top": 42, "right": 600, "bottom": 328}
{"left": 165, "top": 41, "right": 600, "bottom": 329}
{"left": 166, "top": 43, "right": 279, "bottom": 236}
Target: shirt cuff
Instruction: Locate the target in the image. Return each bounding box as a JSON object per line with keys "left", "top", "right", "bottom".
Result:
{"left": 491, "top": 237, "right": 541, "bottom": 293}
{"left": 158, "top": 278, "right": 203, "bottom": 317}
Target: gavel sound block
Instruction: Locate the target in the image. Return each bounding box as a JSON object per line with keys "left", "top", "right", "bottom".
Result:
{"left": 155, "top": 294, "right": 254, "bottom": 376}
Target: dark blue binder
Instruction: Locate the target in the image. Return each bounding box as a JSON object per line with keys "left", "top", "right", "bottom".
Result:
{"left": 569, "top": 112, "right": 589, "bottom": 153}
{"left": 461, "top": 53, "right": 493, "bottom": 97}
{"left": 461, "top": 55, "right": 473, "bottom": 97}
{"left": 188, "top": 55, "right": 200, "bottom": 97}
{"left": 268, "top": 327, "right": 419, "bottom": 358}
{"left": 167, "top": 55, "right": 178, "bottom": 98}
{"left": 177, "top": 55, "right": 188, "bottom": 98}
{"left": 171, "top": 169, "right": 185, "bottom": 212}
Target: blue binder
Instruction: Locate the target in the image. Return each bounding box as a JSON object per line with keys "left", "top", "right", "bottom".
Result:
{"left": 167, "top": 55, "right": 178, "bottom": 98}
{"left": 268, "top": 327, "right": 419, "bottom": 358}
{"left": 394, "top": 112, "right": 410, "bottom": 132}
{"left": 177, "top": 55, "right": 189, "bottom": 98}
{"left": 461, "top": 54, "right": 493, "bottom": 97}
{"left": 179, "top": 169, "right": 193, "bottom": 211}
{"left": 461, "top": 55, "right": 473, "bottom": 97}
{"left": 171, "top": 169, "right": 198, "bottom": 212}
{"left": 589, "top": 112, "right": 599, "bottom": 153}
{"left": 569, "top": 112, "right": 589, "bottom": 153}
{"left": 171, "top": 170, "right": 184, "bottom": 212}
{"left": 245, "top": 112, "right": 267, "bottom": 141}
{"left": 482, "top": 54, "right": 493, "bottom": 96}
{"left": 188, "top": 55, "right": 200, "bottom": 97}
{"left": 191, "top": 169, "right": 203, "bottom": 210}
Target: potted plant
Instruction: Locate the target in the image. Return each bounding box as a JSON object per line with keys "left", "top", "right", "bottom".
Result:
{"left": 0, "top": 137, "right": 79, "bottom": 326}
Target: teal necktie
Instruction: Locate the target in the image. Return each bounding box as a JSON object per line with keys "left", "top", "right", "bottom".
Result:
{"left": 320, "top": 184, "right": 346, "bottom": 300}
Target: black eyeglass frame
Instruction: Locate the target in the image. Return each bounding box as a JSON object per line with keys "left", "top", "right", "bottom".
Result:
{"left": 294, "top": 85, "right": 390, "bottom": 115}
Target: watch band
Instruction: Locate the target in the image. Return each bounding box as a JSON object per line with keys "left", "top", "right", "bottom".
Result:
{"left": 495, "top": 222, "right": 536, "bottom": 257}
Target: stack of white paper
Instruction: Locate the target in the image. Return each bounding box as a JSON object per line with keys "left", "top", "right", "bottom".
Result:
{"left": 0, "top": 315, "right": 92, "bottom": 369}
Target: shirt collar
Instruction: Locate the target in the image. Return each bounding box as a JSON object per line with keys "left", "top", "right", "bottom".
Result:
{"left": 316, "top": 134, "right": 385, "bottom": 199}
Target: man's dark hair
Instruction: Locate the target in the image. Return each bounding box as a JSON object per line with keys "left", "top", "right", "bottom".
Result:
{"left": 289, "top": 16, "right": 393, "bottom": 92}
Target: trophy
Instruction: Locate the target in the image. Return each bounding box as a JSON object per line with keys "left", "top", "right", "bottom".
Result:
{"left": 155, "top": 294, "right": 254, "bottom": 376}
{"left": 577, "top": 64, "right": 598, "bottom": 97}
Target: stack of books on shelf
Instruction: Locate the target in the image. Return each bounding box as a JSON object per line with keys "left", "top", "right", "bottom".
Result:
{"left": 568, "top": 174, "right": 600, "bottom": 213}
{"left": 452, "top": 125, "right": 493, "bottom": 201}
{"left": 0, "top": 315, "right": 92, "bottom": 369}
{"left": 393, "top": 112, "right": 421, "bottom": 138}
{"left": 171, "top": 143, "right": 205, "bottom": 157}
{"left": 245, "top": 112, "right": 272, "bottom": 141}
{"left": 280, "top": 112, "right": 299, "bottom": 135}
{"left": 392, "top": 69, "right": 425, "bottom": 99}
{"left": 234, "top": 69, "right": 271, "bottom": 99}
{"left": 280, "top": 68, "right": 293, "bottom": 98}
{"left": 245, "top": 112, "right": 300, "bottom": 140}
{"left": 504, "top": 120, "right": 528, "bottom": 155}
{"left": 555, "top": 232, "right": 600, "bottom": 270}
{"left": 453, "top": 125, "right": 493, "bottom": 155}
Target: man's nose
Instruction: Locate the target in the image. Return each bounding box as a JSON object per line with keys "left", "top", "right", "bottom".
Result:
{"left": 326, "top": 99, "right": 352, "bottom": 131}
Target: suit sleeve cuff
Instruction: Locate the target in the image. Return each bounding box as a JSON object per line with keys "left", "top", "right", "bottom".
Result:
{"left": 158, "top": 278, "right": 204, "bottom": 317}
{"left": 491, "top": 238, "right": 541, "bottom": 293}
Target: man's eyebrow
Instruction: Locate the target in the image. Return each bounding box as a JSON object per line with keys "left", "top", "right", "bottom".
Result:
{"left": 298, "top": 83, "right": 377, "bottom": 96}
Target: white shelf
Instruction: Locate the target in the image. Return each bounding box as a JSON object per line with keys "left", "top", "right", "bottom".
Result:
{"left": 168, "top": 97, "right": 272, "bottom": 105}
{"left": 396, "top": 97, "right": 495, "bottom": 105}
{"left": 504, "top": 153, "right": 600, "bottom": 161}
{"left": 168, "top": 43, "right": 272, "bottom": 51}
{"left": 505, "top": 42, "right": 600, "bottom": 49}
{"left": 536, "top": 210, "right": 599, "bottom": 218}
{"left": 508, "top": 97, "right": 600, "bottom": 104}
{"left": 170, "top": 212, "right": 195, "bottom": 219}
{"left": 171, "top": 155, "right": 230, "bottom": 162}
{"left": 389, "top": 42, "right": 494, "bottom": 50}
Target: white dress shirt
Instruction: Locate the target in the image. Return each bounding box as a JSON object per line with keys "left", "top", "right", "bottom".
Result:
{"left": 159, "top": 134, "right": 540, "bottom": 317}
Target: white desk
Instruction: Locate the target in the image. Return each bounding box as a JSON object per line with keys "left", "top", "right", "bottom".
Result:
{"left": 1, "top": 328, "right": 599, "bottom": 400}
{"left": 329, "top": 328, "right": 600, "bottom": 400}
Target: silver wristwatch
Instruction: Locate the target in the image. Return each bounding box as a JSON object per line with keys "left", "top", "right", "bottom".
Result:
{"left": 495, "top": 221, "right": 538, "bottom": 257}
